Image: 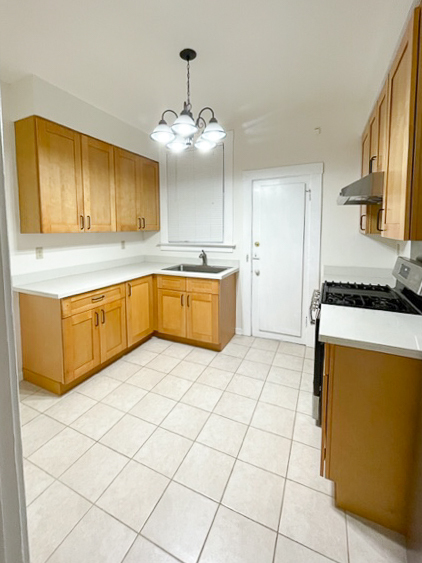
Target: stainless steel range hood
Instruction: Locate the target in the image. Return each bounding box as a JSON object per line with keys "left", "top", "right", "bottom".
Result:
{"left": 337, "top": 171, "right": 384, "bottom": 205}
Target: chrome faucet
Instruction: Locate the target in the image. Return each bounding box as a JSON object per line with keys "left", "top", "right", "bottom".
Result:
{"left": 199, "top": 249, "right": 208, "bottom": 266}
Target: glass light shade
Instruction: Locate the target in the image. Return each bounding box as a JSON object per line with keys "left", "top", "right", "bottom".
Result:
{"left": 166, "top": 136, "right": 189, "bottom": 153}
{"left": 150, "top": 121, "right": 175, "bottom": 144}
{"left": 202, "top": 118, "right": 226, "bottom": 142}
{"left": 171, "top": 113, "right": 198, "bottom": 138}
{"left": 195, "top": 136, "right": 216, "bottom": 151}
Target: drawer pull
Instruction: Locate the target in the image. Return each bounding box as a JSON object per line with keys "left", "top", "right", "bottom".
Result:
{"left": 91, "top": 295, "right": 105, "bottom": 302}
{"left": 101, "top": 309, "right": 105, "bottom": 324}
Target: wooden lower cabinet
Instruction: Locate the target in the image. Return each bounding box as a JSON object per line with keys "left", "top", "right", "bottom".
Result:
{"left": 157, "top": 289, "right": 186, "bottom": 337}
{"left": 63, "top": 309, "right": 101, "bottom": 383}
{"left": 126, "top": 276, "right": 154, "bottom": 346}
{"left": 187, "top": 292, "right": 219, "bottom": 343}
{"left": 321, "top": 344, "right": 422, "bottom": 534}
{"left": 100, "top": 299, "right": 127, "bottom": 363}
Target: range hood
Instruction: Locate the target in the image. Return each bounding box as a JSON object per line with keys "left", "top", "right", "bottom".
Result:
{"left": 337, "top": 171, "right": 384, "bottom": 205}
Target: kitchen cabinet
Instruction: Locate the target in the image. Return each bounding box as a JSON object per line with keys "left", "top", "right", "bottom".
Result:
{"left": 126, "top": 276, "right": 154, "bottom": 346}
{"left": 186, "top": 292, "right": 219, "bottom": 343}
{"left": 99, "top": 298, "right": 127, "bottom": 363}
{"left": 15, "top": 116, "right": 160, "bottom": 234}
{"left": 359, "top": 125, "right": 370, "bottom": 234}
{"left": 62, "top": 309, "right": 101, "bottom": 383}
{"left": 321, "top": 343, "right": 422, "bottom": 534}
{"left": 157, "top": 288, "right": 187, "bottom": 337}
{"left": 115, "top": 148, "right": 160, "bottom": 232}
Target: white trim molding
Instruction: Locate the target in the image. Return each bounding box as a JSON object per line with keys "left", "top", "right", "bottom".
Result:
{"left": 241, "top": 162, "right": 323, "bottom": 346}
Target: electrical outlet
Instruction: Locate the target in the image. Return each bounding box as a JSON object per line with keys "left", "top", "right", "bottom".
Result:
{"left": 121, "top": 241, "right": 126, "bottom": 249}
{"left": 35, "top": 247, "right": 43, "bottom": 259}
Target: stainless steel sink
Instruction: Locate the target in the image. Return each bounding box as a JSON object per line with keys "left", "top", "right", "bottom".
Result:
{"left": 163, "top": 264, "right": 229, "bottom": 274}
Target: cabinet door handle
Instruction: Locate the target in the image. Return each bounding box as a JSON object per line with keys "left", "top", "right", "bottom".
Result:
{"left": 91, "top": 295, "right": 105, "bottom": 302}
{"left": 101, "top": 309, "right": 105, "bottom": 324}
{"left": 142, "top": 217, "right": 146, "bottom": 229}
{"left": 128, "top": 283, "right": 132, "bottom": 297}
{"left": 360, "top": 214, "right": 366, "bottom": 231}
{"left": 187, "top": 295, "right": 190, "bottom": 307}
{"left": 181, "top": 294, "right": 184, "bottom": 306}
{"left": 95, "top": 312, "right": 99, "bottom": 327}
{"left": 80, "top": 215, "right": 84, "bottom": 230}
{"left": 87, "top": 215, "right": 91, "bottom": 230}
{"left": 377, "top": 208, "right": 385, "bottom": 232}
{"left": 138, "top": 217, "right": 142, "bottom": 230}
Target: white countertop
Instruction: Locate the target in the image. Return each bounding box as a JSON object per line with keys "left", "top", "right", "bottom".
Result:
{"left": 13, "top": 262, "right": 239, "bottom": 299}
{"left": 319, "top": 304, "right": 422, "bottom": 360}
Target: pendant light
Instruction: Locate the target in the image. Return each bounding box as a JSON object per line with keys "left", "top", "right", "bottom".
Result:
{"left": 150, "top": 49, "right": 226, "bottom": 152}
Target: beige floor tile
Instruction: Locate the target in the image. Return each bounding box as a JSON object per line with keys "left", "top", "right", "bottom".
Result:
{"left": 245, "top": 348, "right": 275, "bottom": 365}
{"left": 22, "top": 388, "right": 63, "bottom": 413}
{"left": 200, "top": 505, "right": 276, "bottom": 563}
{"left": 70, "top": 402, "right": 124, "bottom": 440}
{"left": 97, "top": 460, "right": 169, "bottom": 531}
{"left": 29, "top": 427, "right": 94, "bottom": 478}
{"left": 76, "top": 375, "right": 121, "bottom": 401}
{"left": 346, "top": 513, "right": 407, "bottom": 563}
{"left": 126, "top": 367, "right": 166, "bottom": 390}
{"left": 268, "top": 366, "right": 301, "bottom": 389}
{"left": 47, "top": 506, "right": 135, "bottom": 563}
{"left": 303, "top": 358, "right": 314, "bottom": 374}
{"left": 123, "top": 536, "right": 179, "bottom": 563}
{"left": 279, "top": 481, "right": 348, "bottom": 563}
{"left": 293, "top": 412, "right": 322, "bottom": 448}
{"left": 230, "top": 335, "right": 255, "bottom": 347}
{"left": 174, "top": 443, "right": 235, "bottom": 501}
{"left": 170, "top": 360, "right": 206, "bottom": 381}
{"left": 306, "top": 347, "right": 315, "bottom": 359}
{"left": 141, "top": 337, "right": 172, "bottom": 353}
{"left": 223, "top": 460, "right": 285, "bottom": 530}
{"left": 297, "top": 390, "right": 313, "bottom": 416}
{"left": 124, "top": 347, "right": 159, "bottom": 366}
{"left": 19, "top": 403, "right": 39, "bottom": 426}
{"left": 251, "top": 402, "right": 295, "bottom": 438}
{"left": 287, "top": 441, "right": 333, "bottom": 496}
{"left": 260, "top": 382, "right": 299, "bottom": 410}
{"left": 275, "top": 535, "right": 333, "bottom": 562}
{"left": 237, "top": 359, "right": 270, "bottom": 380}
{"left": 252, "top": 337, "right": 279, "bottom": 352}
{"left": 185, "top": 348, "right": 217, "bottom": 366}
{"left": 19, "top": 380, "right": 39, "bottom": 400}
{"left": 226, "top": 374, "right": 264, "bottom": 400}
{"left": 214, "top": 392, "right": 256, "bottom": 424}
{"left": 27, "top": 481, "right": 90, "bottom": 563}
{"left": 300, "top": 371, "right": 314, "bottom": 392}
{"left": 135, "top": 427, "right": 193, "bottom": 477}
{"left": 100, "top": 414, "right": 156, "bottom": 457}
{"left": 100, "top": 358, "right": 142, "bottom": 382}
{"left": 197, "top": 366, "right": 234, "bottom": 389}
{"left": 23, "top": 460, "right": 54, "bottom": 506}
{"left": 21, "top": 414, "right": 65, "bottom": 457}
{"left": 152, "top": 374, "right": 192, "bottom": 400}
{"left": 61, "top": 443, "right": 128, "bottom": 502}
{"left": 45, "top": 392, "right": 97, "bottom": 425}
{"left": 142, "top": 482, "right": 217, "bottom": 563}
{"left": 162, "top": 342, "right": 194, "bottom": 359}
{"left": 146, "top": 354, "right": 181, "bottom": 374}
{"left": 239, "top": 427, "right": 291, "bottom": 476}
{"left": 273, "top": 353, "right": 304, "bottom": 371}
{"left": 161, "top": 403, "right": 209, "bottom": 440}
{"left": 101, "top": 383, "right": 147, "bottom": 412}
{"left": 130, "top": 392, "right": 176, "bottom": 425}
{"left": 209, "top": 353, "right": 242, "bottom": 373}
{"left": 223, "top": 342, "right": 249, "bottom": 359}
{"left": 277, "top": 341, "right": 306, "bottom": 357}
{"left": 197, "top": 414, "right": 247, "bottom": 457}
{"left": 181, "top": 382, "right": 223, "bottom": 411}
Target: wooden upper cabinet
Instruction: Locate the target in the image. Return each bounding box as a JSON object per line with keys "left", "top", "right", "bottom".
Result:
{"left": 126, "top": 276, "right": 154, "bottom": 347}
{"left": 16, "top": 116, "right": 84, "bottom": 233}
{"left": 81, "top": 136, "right": 116, "bottom": 232}
{"left": 115, "top": 147, "right": 140, "bottom": 231}
{"left": 139, "top": 157, "right": 160, "bottom": 231}
{"left": 359, "top": 125, "right": 370, "bottom": 234}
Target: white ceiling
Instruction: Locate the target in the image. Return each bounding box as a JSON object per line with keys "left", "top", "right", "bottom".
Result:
{"left": 0, "top": 0, "right": 416, "bottom": 133}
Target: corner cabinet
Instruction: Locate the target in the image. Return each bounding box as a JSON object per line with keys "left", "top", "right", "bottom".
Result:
{"left": 14, "top": 116, "right": 160, "bottom": 234}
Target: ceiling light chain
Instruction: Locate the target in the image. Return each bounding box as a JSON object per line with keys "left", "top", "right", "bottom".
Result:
{"left": 150, "top": 49, "right": 226, "bottom": 153}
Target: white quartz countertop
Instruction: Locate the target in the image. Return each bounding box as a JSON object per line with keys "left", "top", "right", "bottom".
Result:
{"left": 319, "top": 304, "right": 422, "bottom": 360}
{"left": 13, "top": 262, "right": 239, "bottom": 299}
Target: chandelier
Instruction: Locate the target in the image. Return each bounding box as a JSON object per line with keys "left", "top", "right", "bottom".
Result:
{"left": 150, "top": 49, "right": 226, "bottom": 153}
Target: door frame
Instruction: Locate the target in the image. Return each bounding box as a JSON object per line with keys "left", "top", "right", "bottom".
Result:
{"left": 241, "top": 163, "right": 323, "bottom": 346}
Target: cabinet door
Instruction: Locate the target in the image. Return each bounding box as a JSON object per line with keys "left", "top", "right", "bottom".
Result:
{"left": 376, "top": 81, "right": 389, "bottom": 233}
{"left": 37, "top": 118, "right": 84, "bottom": 233}
{"left": 115, "top": 148, "right": 142, "bottom": 231}
{"left": 127, "top": 276, "right": 154, "bottom": 347}
{"left": 157, "top": 289, "right": 186, "bottom": 337}
{"left": 359, "top": 126, "right": 370, "bottom": 234}
{"left": 186, "top": 292, "right": 219, "bottom": 344}
{"left": 63, "top": 309, "right": 101, "bottom": 383}
{"left": 100, "top": 299, "right": 127, "bottom": 363}
{"left": 366, "top": 110, "right": 383, "bottom": 234}
{"left": 81, "top": 136, "right": 116, "bottom": 232}
{"left": 383, "top": 11, "right": 420, "bottom": 240}
{"left": 139, "top": 157, "right": 160, "bottom": 231}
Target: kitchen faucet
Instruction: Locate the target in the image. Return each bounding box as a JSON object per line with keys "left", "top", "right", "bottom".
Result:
{"left": 199, "top": 249, "right": 208, "bottom": 266}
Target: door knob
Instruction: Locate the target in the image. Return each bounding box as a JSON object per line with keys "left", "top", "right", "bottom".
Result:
{"left": 254, "top": 242, "right": 260, "bottom": 247}
{"left": 255, "top": 270, "right": 260, "bottom": 276}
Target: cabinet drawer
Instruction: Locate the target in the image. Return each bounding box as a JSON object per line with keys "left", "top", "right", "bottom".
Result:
{"left": 61, "top": 284, "right": 125, "bottom": 318}
{"left": 186, "top": 278, "right": 219, "bottom": 295}
{"left": 156, "top": 275, "right": 186, "bottom": 291}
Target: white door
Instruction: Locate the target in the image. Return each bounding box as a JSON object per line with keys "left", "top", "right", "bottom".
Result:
{"left": 252, "top": 178, "right": 307, "bottom": 340}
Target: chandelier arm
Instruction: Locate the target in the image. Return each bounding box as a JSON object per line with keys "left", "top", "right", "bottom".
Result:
{"left": 195, "top": 116, "right": 207, "bottom": 130}
{"left": 161, "top": 109, "right": 179, "bottom": 122}
{"left": 197, "top": 107, "right": 216, "bottom": 122}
